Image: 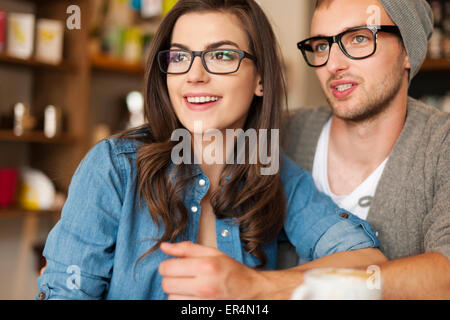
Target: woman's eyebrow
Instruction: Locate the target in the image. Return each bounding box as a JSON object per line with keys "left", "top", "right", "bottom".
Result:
{"left": 170, "top": 43, "right": 189, "bottom": 50}
{"left": 206, "top": 40, "right": 240, "bottom": 50}
{"left": 170, "top": 40, "right": 240, "bottom": 50}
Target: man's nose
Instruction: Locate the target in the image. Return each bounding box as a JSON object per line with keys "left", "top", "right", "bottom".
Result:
{"left": 326, "top": 43, "right": 350, "bottom": 75}
{"left": 186, "top": 56, "right": 209, "bottom": 83}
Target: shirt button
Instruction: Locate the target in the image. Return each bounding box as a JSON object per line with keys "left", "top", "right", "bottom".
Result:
{"left": 340, "top": 212, "right": 349, "bottom": 219}
{"left": 38, "top": 292, "right": 46, "bottom": 300}
{"left": 191, "top": 206, "right": 198, "bottom": 213}
{"left": 198, "top": 179, "right": 206, "bottom": 186}
{"left": 221, "top": 229, "right": 229, "bottom": 237}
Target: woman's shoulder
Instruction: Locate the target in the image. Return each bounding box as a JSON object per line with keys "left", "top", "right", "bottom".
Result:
{"left": 75, "top": 135, "right": 146, "bottom": 180}
{"left": 89, "top": 127, "right": 152, "bottom": 159}
{"left": 83, "top": 138, "right": 139, "bottom": 166}
{"left": 107, "top": 137, "right": 141, "bottom": 156}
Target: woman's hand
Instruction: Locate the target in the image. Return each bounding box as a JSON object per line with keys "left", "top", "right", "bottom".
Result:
{"left": 158, "top": 241, "right": 266, "bottom": 300}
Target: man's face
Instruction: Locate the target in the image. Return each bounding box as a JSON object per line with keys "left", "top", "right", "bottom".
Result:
{"left": 311, "top": 0, "right": 411, "bottom": 122}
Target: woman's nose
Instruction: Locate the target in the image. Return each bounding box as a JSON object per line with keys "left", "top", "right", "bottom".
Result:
{"left": 186, "top": 56, "right": 209, "bottom": 84}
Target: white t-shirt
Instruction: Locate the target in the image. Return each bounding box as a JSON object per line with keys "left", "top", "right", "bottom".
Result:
{"left": 312, "top": 118, "right": 388, "bottom": 221}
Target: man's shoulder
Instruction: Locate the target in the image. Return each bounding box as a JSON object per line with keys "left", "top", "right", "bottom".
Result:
{"left": 285, "top": 105, "right": 331, "bottom": 124}
{"left": 406, "top": 97, "right": 450, "bottom": 142}
{"left": 407, "top": 97, "right": 450, "bottom": 121}
{"left": 283, "top": 105, "right": 332, "bottom": 139}
{"left": 282, "top": 106, "right": 331, "bottom": 171}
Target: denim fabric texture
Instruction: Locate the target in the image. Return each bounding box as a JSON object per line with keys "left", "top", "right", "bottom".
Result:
{"left": 36, "top": 138, "right": 380, "bottom": 300}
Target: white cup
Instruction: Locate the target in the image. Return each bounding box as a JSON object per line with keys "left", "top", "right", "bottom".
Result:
{"left": 291, "top": 268, "right": 382, "bottom": 300}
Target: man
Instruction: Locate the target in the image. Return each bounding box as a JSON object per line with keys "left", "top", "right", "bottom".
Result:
{"left": 280, "top": 0, "right": 450, "bottom": 299}
{"left": 158, "top": 0, "right": 449, "bottom": 300}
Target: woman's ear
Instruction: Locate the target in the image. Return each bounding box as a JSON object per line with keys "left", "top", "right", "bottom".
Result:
{"left": 254, "top": 78, "right": 264, "bottom": 97}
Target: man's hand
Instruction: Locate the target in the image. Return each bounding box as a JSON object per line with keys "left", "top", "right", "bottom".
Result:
{"left": 158, "top": 241, "right": 266, "bottom": 300}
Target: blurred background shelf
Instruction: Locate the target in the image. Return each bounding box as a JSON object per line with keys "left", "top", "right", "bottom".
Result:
{"left": 0, "top": 207, "right": 60, "bottom": 218}
{"left": 0, "top": 130, "right": 78, "bottom": 143}
{"left": 0, "top": 52, "right": 74, "bottom": 71}
{"left": 421, "top": 58, "right": 450, "bottom": 71}
{"left": 90, "top": 53, "right": 145, "bottom": 74}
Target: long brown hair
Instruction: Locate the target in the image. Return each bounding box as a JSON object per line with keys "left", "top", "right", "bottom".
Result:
{"left": 122, "top": 0, "right": 287, "bottom": 269}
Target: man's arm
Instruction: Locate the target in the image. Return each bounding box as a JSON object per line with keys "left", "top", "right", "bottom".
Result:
{"left": 258, "top": 247, "right": 387, "bottom": 299}
{"left": 158, "top": 241, "right": 387, "bottom": 300}
{"left": 379, "top": 252, "right": 450, "bottom": 300}
{"left": 381, "top": 122, "right": 450, "bottom": 300}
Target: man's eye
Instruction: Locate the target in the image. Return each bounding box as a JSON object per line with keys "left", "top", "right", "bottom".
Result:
{"left": 314, "top": 43, "right": 329, "bottom": 53}
{"left": 353, "top": 35, "right": 369, "bottom": 44}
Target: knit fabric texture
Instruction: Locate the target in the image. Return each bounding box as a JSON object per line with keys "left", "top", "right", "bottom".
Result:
{"left": 379, "top": 0, "right": 434, "bottom": 82}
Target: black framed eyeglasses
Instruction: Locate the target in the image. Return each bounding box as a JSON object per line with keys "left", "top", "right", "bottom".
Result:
{"left": 157, "top": 49, "right": 256, "bottom": 75}
{"left": 297, "top": 25, "right": 401, "bottom": 67}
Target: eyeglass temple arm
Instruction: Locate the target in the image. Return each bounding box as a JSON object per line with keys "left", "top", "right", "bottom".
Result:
{"left": 299, "top": 35, "right": 335, "bottom": 53}
{"left": 377, "top": 25, "right": 401, "bottom": 36}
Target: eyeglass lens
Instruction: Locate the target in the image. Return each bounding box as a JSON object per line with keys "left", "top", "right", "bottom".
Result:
{"left": 159, "top": 50, "right": 242, "bottom": 74}
{"left": 304, "top": 28, "right": 375, "bottom": 66}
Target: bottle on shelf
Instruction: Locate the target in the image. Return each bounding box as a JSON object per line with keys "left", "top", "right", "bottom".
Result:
{"left": 13, "top": 102, "right": 35, "bottom": 136}
{"left": 7, "top": 12, "right": 35, "bottom": 60}
{"left": 0, "top": 10, "right": 6, "bottom": 53}
{"left": 44, "top": 105, "right": 63, "bottom": 138}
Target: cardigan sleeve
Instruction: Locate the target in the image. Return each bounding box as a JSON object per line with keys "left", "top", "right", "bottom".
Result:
{"left": 423, "top": 116, "right": 450, "bottom": 260}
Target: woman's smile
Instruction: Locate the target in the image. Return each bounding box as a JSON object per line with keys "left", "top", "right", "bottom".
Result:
{"left": 183, "top": 93, "right": 223, "bottom": 112}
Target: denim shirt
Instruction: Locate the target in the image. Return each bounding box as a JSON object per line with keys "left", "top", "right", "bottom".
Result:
{"left": 36, "top": 138, "right": 379, "bottom": 300}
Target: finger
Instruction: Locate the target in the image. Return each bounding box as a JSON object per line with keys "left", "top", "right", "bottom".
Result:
{"left": 162, "top": 276, "right": 219, "bottom": 299}
{"left": 162, "top": 277, "right": 202, "bottom": 296}
{"left": 160, "top": 241, "right": 219, "bottom": 258}
{"left": 158, "top": 257, "right": 203, "bottom": 277}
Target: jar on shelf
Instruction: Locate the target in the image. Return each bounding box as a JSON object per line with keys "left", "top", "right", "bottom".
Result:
{"left": 13, "top": 102, "right": 35, "bottom": 136}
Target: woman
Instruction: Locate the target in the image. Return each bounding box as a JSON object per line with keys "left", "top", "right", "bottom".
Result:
{"left": 36, "top": 0, "right": 383, "bottom": 300}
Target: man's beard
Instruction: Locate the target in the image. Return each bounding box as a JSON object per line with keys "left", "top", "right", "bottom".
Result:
{"left": 326, "top": 64, "right": 405, "bottom": 123}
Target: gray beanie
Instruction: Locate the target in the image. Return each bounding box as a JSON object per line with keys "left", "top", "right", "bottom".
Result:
{"left": 378, "top": 0, "right": 434, "bottom": 82}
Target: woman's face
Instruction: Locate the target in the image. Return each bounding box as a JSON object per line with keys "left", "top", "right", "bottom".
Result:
{"left": 166, "top": 11, "right": 263, "bottom": 134}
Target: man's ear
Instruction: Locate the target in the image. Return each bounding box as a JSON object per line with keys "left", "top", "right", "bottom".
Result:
{"left": 404, "top": 52, "right": 411, "bottom": 70}
{"left": 254, "top": 77, "right": 264, "bottom": 97}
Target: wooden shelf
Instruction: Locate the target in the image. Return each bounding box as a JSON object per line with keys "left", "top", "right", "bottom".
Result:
{"left": 420, "top": 58, "right": 450, "bottom": 71}
{"left": 90, "top": 54, "right": 145, "bottom": 74}
{"left": 0, "top": 130, "right": 78, "bottom": 144}
{"left": 0, "top": 52, "right": 73, "bottom": 71}
{"left": 0, "top": 207, "right": 60, "bottom": 218}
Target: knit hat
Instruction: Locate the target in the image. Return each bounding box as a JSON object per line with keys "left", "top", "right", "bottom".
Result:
{"left": 378, "top": 0, "right": 434, "bottom": 82}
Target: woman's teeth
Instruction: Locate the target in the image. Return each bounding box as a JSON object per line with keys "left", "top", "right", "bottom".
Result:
{"left": 335, "top": 84, "right": 354, "bottom": 92}
{"left": 186, "top": 96, "right": 220, "bottom": 104}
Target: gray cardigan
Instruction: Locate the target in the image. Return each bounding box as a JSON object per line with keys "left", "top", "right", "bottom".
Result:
{"left": 280, "top": 97, "right": 450, "bottom": 262}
